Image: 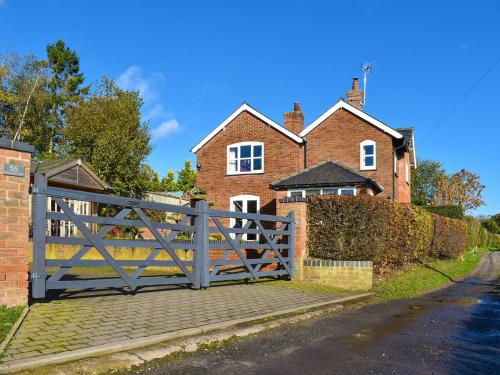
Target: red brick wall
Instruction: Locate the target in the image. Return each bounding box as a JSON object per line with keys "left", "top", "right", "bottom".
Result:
{"left": 0, "top": 147, "right": 31, "bottom": 306}
{"left": 196, "top": 111, "right": 303, "bottom": 214}
{"left": 395, "top": 151, "right": 411, "bottom": 203}
{"left": 304, "top": 108, "right": 396, "bottom": 199}
{"left": 275, "top": 191, "right": 307, "bottom": 263}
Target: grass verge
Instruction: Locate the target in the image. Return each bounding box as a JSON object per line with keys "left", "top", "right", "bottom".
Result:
{"left": 0, "top": 305, "right": 24, "bottom": 344}
{"left": 374, "top": 247, "right": 492, "bottom": 299}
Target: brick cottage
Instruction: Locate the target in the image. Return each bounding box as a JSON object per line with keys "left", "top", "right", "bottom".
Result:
{"left": 192, "top": 77, "right": 417, "bottom": 218}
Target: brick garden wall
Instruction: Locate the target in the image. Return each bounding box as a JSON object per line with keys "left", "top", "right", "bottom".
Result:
{"left": 0, "top": 141, "right": 33, "bottom": 306}
{"left": 303, "top": 259, "right": 373, "bottom": 291}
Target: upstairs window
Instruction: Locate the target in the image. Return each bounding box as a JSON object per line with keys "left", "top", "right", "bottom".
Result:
{"left": 227, "top": 142, "right": 264, "bottom": 175}
{"left": 360, "top": 140, "right": 376, "bottom": 170}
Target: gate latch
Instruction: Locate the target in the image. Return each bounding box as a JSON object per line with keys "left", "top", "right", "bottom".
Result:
{"left": 31, "top": 273, "right": 46, "bottom": 280}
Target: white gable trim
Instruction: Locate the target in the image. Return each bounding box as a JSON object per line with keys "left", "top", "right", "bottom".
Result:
{"left": 299, "top": 99, "right": 403, "bottom": 139}
{"left": 191, "top": 103, "right": 303, "bottom": 153}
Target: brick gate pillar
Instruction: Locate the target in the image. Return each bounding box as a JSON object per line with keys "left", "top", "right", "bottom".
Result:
{"left": 276, "top": 192, "right": 308, "bottom": 281}
{"left": 0, "top": 139, "right": 34, "bottom": 306}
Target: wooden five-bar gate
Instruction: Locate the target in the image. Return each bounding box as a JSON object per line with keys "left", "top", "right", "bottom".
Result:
{"left": 31, "top": 173, "right": 295, "bottom": 298}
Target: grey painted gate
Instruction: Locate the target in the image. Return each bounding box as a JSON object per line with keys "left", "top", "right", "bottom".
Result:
{"left": 31, "top": 173, "right": 295, "bottom": 298}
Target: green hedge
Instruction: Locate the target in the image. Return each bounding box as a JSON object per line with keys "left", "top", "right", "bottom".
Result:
{"left": 307, "top": 196, "right": 473, "bottom": 273}
{"left": 423, "top": 205, "right": 465, "bottom": 219}
{"left": 465, "top": 216, "right": 499, "bottom": 248}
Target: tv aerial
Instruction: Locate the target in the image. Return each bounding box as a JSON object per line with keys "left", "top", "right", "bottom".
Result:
{"left": 361, "top": 62, "right": 374, "bottom": 106}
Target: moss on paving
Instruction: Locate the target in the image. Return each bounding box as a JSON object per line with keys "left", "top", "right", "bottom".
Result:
{"left": 374, "top": 247, "right": 492, "bottom": 300}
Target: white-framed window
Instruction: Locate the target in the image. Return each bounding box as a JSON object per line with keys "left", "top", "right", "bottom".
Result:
{"left": 227, "top": 142, "right": 264, "bottom": 175}
{"left": 288, "top": 187, "right": 356, "bottom": 198}
{"left": 360, "top": 140, "right": 376, "bottom": 170}
{"left": 230, "top": 195, "right": 260, "bottom": 241}
{"left": 405, "top": 160, "right": 409, "bottom": 183}
{"left": 394, "top": 153, "right": 398, "bottom": 176}
{"left": 47, "top": 197, "right": 90, "bottom": 237}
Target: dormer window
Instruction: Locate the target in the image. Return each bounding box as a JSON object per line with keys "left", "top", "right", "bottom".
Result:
{"left": 360, "top": 140, "right": 376, "bottom": 170}
{"left": 227, "top": 142, "right": 264, "bottom": 175}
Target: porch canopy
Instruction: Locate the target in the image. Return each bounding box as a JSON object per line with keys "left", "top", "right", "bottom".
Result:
{"left": 270, "top": 160, "right": 383, "bottom": 196}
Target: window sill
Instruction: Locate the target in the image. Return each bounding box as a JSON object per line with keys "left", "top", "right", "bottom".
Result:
{"left": 226, "top": 172, "right": 265, "bottom": 177}
{"left": 360, "top": 167, "right": 377, "bottom": 171}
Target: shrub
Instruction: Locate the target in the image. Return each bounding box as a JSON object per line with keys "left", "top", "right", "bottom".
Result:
{"left": 307, "top": 196, "right": 470, "bottom": 273}
{"left": 424, "top": 205, "right": 465, "bottom": 219}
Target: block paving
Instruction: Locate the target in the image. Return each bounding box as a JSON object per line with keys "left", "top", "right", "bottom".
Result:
{"left": 1, "top": 281, "right": 351, "bottom": 364}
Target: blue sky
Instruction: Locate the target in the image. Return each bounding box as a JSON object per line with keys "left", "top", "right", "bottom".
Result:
{"left": 1, "top": 0, "right": 499, "bottom": 215}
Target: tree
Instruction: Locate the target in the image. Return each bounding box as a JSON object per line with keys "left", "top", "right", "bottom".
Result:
{"left": 176, "top": 160, "right": 196, "bottom": 193}
{"left": 64, "top": 78, "right": 151, "bottom": 197}
{"left": 432, "top": 169, "right": 485, "bottom": 211}
{"left": 46, "top": 40, "right": 89, "bottom": 155}
{"left": 0, "top": 53, "right": 51, "bottom": 155}
{"left": 161, "top": 170, "right": 178, "bottom": 191}
{"left": 481, "top": 214, "right": 500, "bottom": 234}
{"left": 411, "top": 159, "right": 447, "bottom": 205}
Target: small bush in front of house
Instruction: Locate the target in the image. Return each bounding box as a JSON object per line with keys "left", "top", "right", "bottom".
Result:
{"left": 307, "top": 196, "right": 470, "bottom": 272}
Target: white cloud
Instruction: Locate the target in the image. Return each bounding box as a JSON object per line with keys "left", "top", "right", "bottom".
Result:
{"left": 117, "top": 65, "right": 164, "bottom": 102}
{"left": 152, "top": 119, "right": 181, "bottom": 139}
{"left": 117, "top": 66, "right": 181, "bottom": 139}
{"left": 145, "top": 104, "right": 170, "bottom": 121}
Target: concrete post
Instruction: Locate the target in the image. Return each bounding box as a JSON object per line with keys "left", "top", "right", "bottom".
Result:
{"left": 0, "top": 139, "right": 35, "bottom": 306}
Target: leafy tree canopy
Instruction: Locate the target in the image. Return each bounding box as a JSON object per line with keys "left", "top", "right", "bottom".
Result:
{"left": 64, "top": 78, "right": 152, "bottom": 197}
{"left": 176, "top": 160, "right": 196, "bottom": 193}
{"left": 411, "top": 159, "right": 447, "bottom": 205}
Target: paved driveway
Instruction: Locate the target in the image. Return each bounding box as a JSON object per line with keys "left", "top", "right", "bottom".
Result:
{"left": 1, "top": 281, "right": 353, "bottom": 366}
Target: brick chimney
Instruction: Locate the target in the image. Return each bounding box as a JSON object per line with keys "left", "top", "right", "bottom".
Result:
{"left": 346, "top": 77, "right": 364, "bottom": 110}
{"left": 283, "top": 102, "right": 304, "bottom": 134}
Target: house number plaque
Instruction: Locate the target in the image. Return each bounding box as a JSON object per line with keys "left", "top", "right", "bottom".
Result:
{"left": 3, "top": 163, "right": 25, "bottom": 177}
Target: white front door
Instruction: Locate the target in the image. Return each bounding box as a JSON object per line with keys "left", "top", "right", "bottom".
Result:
{"left": 230, "top": 195, "right": 260, "bottom": 241}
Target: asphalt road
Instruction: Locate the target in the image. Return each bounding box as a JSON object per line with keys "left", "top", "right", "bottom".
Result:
{"left": 124, "top": 252, "right": 500, "bottom": 375}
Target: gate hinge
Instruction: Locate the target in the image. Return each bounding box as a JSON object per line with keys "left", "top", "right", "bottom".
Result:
{"left": 31, "top": 273, "right": 46, "bottom": 280}
{"left": 30, "top": 186, "right": 47, "bottom": 195}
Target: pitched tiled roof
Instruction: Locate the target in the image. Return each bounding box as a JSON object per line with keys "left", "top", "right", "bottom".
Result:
{"left": 30, "top": 159, "right": 111, "bottom": 191}
{"left": 271, "top": 160, "right": 383, "bottom": 192}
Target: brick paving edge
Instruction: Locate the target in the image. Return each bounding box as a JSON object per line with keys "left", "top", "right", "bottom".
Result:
{"left": 0, "top": 293, "right": 373, "bottom": 374}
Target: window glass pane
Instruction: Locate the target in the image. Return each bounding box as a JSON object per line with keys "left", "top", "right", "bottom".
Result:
{"left": 340, "top": 189, "right": 354, "bottom": 196}
{"left": 241, "top": 145, "right": 251, "bottom": 158}
{"left": 290, "top": 191, "right": 303, "bottom": 198}
{"left": 253, "top": 158, "right": 262, "bottom": 171}
{"left": 306, "top": 189, "right": 321, "bottom": 196}
{"left": 364, "top": 145, "right": 374, "bottom": 155}
{"left": 247, "top": 200, "right": 258, "bottom": 214}
{"left": 364, "top": 156, "right": 374, "bottom": 166}
{"left": 322, "top": 188, "right": 338, "bottom": 195}
{"left": 229, "top": 160, "right": 238, "bottom": 173}
{"left": 229, "top": 147, "right": 238, "bottom": 159}
{"left": 233, "top": 200, "right": 243, "bottom": 212}
{"left": 253, "top": 145, "right": 262, "bottom": 157}
{"left": 240, "top": 159, "right": 251, "bottom": 172}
